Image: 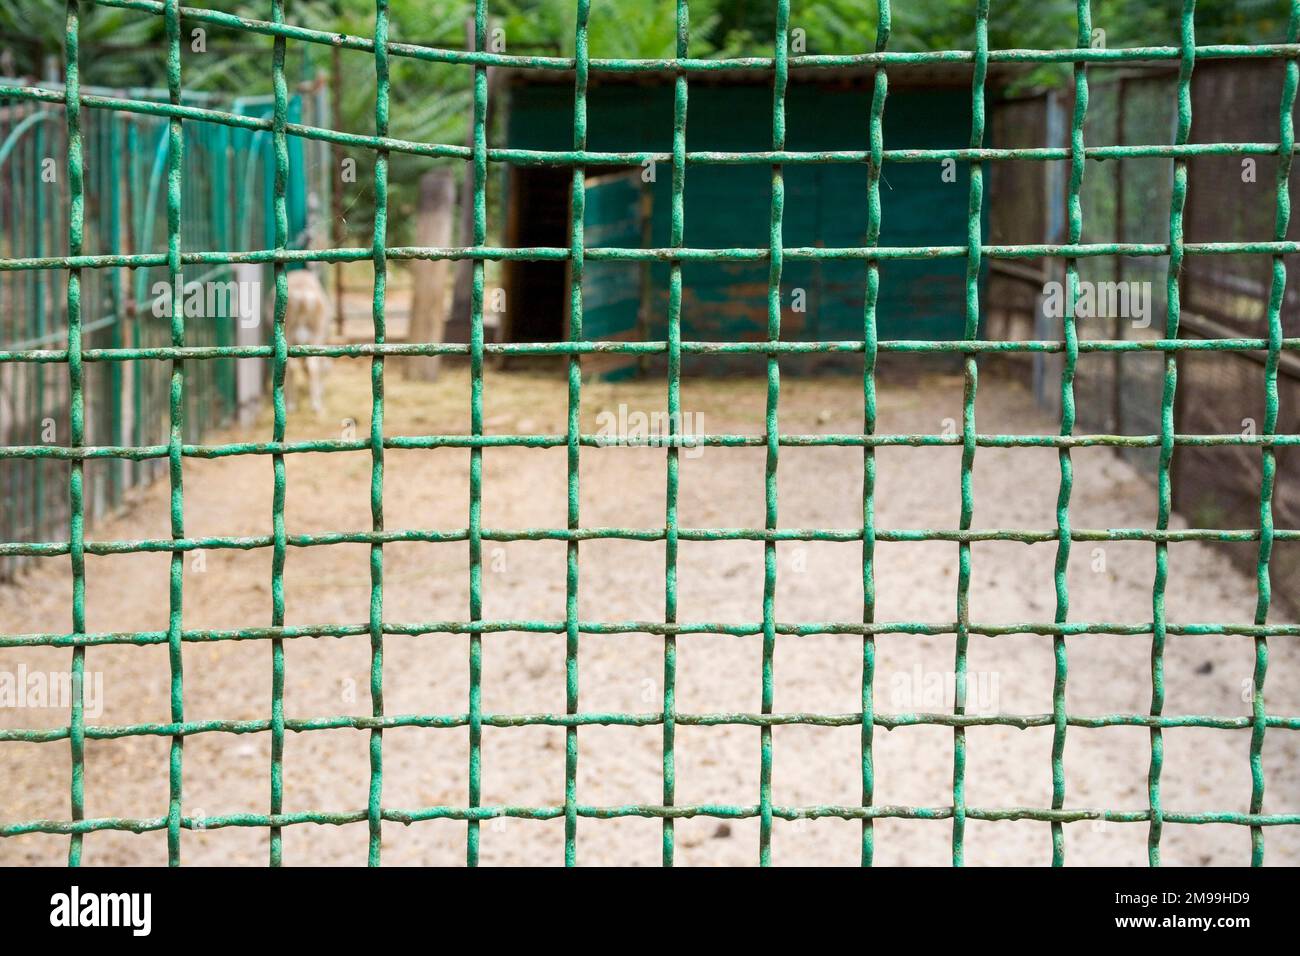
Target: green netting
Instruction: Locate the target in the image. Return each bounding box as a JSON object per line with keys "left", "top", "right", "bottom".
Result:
{"left": 0, "top": 0, "right": 1298, "bottom": 868}
{"left": 0, "top": 72, "right": 316, "bottom": 580}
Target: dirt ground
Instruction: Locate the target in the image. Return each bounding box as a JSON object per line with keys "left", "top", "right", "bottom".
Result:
{"left": 2, "top": 356, "right": 1298, "bottom": 866}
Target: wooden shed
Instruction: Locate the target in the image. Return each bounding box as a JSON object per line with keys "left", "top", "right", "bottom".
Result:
{"left": 493, "top": 65, "right": 1009, "bottom": 374}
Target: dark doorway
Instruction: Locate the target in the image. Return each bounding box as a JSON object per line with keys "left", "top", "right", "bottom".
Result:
{"left": 504, "top": 166, "right": 571, "bottom": 342}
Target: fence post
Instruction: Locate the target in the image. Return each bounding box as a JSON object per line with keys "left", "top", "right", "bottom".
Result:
{"left": 402, "top": 168, "right": 456, "bottom": 380}
{"left": 234, "top": 262, "right": 264, "bottom": 425}
{"left": 448, "top": 16, "right": 500, "bottom": 343}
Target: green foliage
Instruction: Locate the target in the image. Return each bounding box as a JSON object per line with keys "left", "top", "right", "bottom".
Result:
{"left": 0, "top": 0, "right": 157, "bottom": 85}
{"left": 2, "top": 0, "right": 1292, "bottom": 244}
{"left": 5, "top": 0, "right": 1293, "bottom": 82}
{"left": 326, "top": 0, "right": 470, "bottom": 239}
{"left": 498, "top": 0, "right": 725, "bottom": 57}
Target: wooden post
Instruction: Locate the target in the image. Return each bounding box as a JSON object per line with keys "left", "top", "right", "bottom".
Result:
{"left": 403, "top": 168, "right": 457, "bottom": 380}
{"left": 448, "top": 16, "right": 501, "bottom": 343}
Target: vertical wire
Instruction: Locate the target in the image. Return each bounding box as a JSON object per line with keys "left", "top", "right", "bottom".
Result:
{"left": 466, "top": 0, "right": 488, "bottom": 866}
{"left": 1050, "top": 0, "right": 1091, "bottom": 867}
{"left": 662, "top": 0, "right": 689, "bottom": 867}
{"left": 163, "top": 0, "right": 186, "bottom": 867}
{"left": 366, "top": 0, "right": 391, "bottom": 866}
{"left": 861, "top": 0, "right": 890, "bottom": 868}
{"left": 564, "top": 0, "right": 591, "bottom": 867}
{"left": 759, "top": 0, "right": 789, "bottom": 867}
{"left": 1249, "top": 0, "right": 1299, "bottom": 869}
{"left": 63, "top": 0, "right": 87, "bottom": 867}
{"left": 269, "top": 0, "right": 290, "bottom": 867}
{"left": 1149, "top": 0, "right": 1196, "bottom": 868}
{"left": 953, "top": 0, "right": 990, "bottom": 868}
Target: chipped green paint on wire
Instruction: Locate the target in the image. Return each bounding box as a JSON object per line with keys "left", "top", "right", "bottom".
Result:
{"left": 1148, "top": 0, "right": 1197, "bottom": 868}
{"left": 1251, "top": 0, "right": 1300, "bottom": 870}
{"left": 268, "top": 0, "right": 289, "bottom": 869}
{"left": 367, "top": 0, "right": 391, "bottom": 868}
{"left": 564, "top": 0, "right": 590, "bottom": 867}
{"left": 466, "top": 0, "right": 489, "bottom": 867}
{"left": 62, "top": 0, "right": 87, "bottom": 869}
{"left": 951, "top": 0, "right": 988, "bottom": 868}
{"left": 662, "top": 0, "right": 689, "bottom": 868}
{"left": 1050, "top": 0, "right": 1090, "bottom": 869}
{"left": 861, "top": 0, "right": 890, "bottom": 870}
{"left": 757, "top": 0, "right": 789, "bottom": 869}
{"left": 162, "top": 0, "right": 186, "bottom": 869}
{"left": 2, "top": 0, "right": 1298, "bottom": 867}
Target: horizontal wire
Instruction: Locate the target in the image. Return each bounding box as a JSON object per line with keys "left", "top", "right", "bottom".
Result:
{"left": 6, "top": 82, "right": 1300, "bottom": 168}
{"left": 5, "top": 338, "right": 1299, "bottom": 364}
{"left": 78, "top": 0, "right": 1300, "bottom": 71}
{"left": 1, "top": 432, "right": 1297, "bottom": 464}
{"left": 7, "top": 238, "right": 1300, "bottom": 273}
{"left": 3, "top": 525, "right": 1300, "bottom": 558}
{"left": 4, "top": 804, "right": 1297, "bottom": 838}
{"left": 4, "top": 710, "right": 1299, "bottom": 744}
{"left": 3, "top": 619, "right": 1298, "bottom": 650}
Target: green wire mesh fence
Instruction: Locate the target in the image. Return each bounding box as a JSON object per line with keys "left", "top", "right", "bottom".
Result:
{"left": 0, "top": 70, "right": 324, "bottom": 580}
{"left": 0, "top": 0, "right": 1298, "bottom": 867}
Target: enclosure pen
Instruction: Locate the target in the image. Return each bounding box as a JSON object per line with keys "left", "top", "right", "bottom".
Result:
{"left": 0, "top": 68, "right": 317, "bottom": 578}
{"left": 0, "top": 0, "right": 1299, "bottom": 867}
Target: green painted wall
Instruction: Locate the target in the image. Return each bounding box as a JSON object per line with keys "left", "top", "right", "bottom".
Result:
{"left": 507, "top": 80, "right": 987, "bottom": 347}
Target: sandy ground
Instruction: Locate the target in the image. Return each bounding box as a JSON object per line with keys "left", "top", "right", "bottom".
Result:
{"left": 1, "top": 357, "right": 1298, "bottom": 866}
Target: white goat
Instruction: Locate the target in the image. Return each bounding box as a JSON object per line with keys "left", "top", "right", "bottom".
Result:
{"left": 279, "top": 269, "right": 333, "bottom": 416}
